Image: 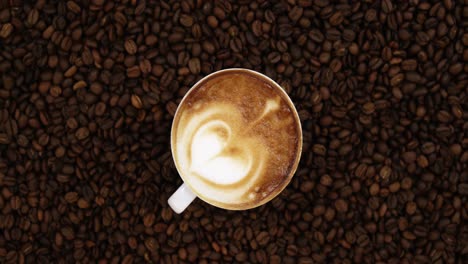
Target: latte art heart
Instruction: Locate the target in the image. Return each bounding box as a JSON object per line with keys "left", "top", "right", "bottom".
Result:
{"left": 190, "top": 119, "right": 255, "bottom": 185}
{"left": 172, "top": 70, "right": 301, "bottom": 209}
{"left": 179, "top": 103, "right": 266, "bottom": 192}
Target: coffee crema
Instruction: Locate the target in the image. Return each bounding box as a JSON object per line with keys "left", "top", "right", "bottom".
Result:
{"left": 171, "top": 70, "right": 301, "bottom": 209}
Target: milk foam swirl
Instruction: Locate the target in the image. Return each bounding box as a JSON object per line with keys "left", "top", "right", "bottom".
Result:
{"left": 190, "top": 119, "right": 254, "bottom": 185}
{"left": 176, "top": 102, "right": 268, "bottom": 202}
{"left": 172, "top": 71, "right": 301, "bottom": 208}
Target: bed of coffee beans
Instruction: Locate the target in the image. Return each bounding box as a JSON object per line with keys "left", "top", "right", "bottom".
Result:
{"left": 0, "top": 0, "right": 467, "bottom": 263}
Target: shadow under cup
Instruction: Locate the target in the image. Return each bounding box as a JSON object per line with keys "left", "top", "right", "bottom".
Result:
{"left": 169, "top": 68, "right": 302, "bottom": 213}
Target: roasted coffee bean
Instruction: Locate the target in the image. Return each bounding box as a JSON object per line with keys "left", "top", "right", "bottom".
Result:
{"left": 124, "top": 39, "right": 137, "bottom": 55}
{"left": 26, "top": 9, "right": 39, "bottom": 26}
{"left": 64, "top": 192, "right": 79, "bottom": 203}
{"left": 0, "top": 23, "right": 13, "bottom": 38}
{"left": 335, "top": 199, "right": 348, "bottom": 213}
{"left": 188, "top": 58, "right": 201, "bottom": 74}
{"left": 0, "top": 133, "right": 9, "bottom": 144}
{"left": 131, "top": 95, "right": 143, "bottom": 109}
{"left": 75, "top": 127, "right": 89, "bottom": 140}
{"left": 256, "top": 231, "right": 270, "bottom": 246}
{"left": 381, "top": 0, "right": 394, "bottom": 13}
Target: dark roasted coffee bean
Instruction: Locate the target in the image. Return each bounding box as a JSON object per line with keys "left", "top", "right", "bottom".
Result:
{"left": 75, "top": 127, "right": 89, "bottom": 140}
{"left": 124, "top": 39, "right": 137, "bottom": 55}
{"left": 188, "top": 58, "right": 201, "bottom": 74}
{"left": 335, "top": 199, "right": 348, "bottom": 213}
{"left": 288, "top": 6, "right": 303, "bottom": 22}
{"left": 0, "top": 23, "right": 13, "bottom": 38}
{"left": 131, "top": 95, "right": 143, "bottom": 109}
{"left": 0, "top": 133, "right": 9, "bottom": 144}
{"left": 381, "top": 0, "right": 394, "bottom": 13}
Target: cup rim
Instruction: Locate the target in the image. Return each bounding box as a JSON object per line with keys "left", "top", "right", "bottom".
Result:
{"left": 170, "top": 68, "right": 303, "bottom": 210}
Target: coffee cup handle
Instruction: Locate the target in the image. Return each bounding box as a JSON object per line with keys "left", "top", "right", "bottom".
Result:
{"left": 168, "top": 183, "right": 197, "bottom": 214}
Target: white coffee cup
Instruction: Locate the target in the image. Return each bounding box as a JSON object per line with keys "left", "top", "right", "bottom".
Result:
{"left": 168, "top": 69, "right": 302, "bottom": 213}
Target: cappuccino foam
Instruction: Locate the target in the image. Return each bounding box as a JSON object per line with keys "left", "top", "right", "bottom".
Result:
{"left": 172, "top": 70, "right": 301, "bottom": 209}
